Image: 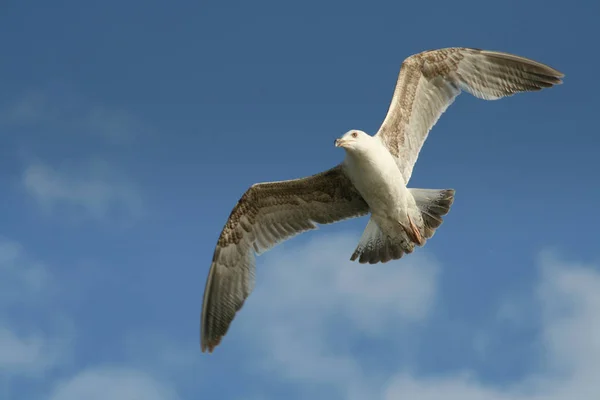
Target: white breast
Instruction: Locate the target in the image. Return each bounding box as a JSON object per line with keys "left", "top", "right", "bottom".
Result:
{"left": 342, "top": 137, "right": 409, "bottom": 218}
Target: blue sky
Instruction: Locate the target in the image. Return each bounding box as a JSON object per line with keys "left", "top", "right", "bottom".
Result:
{"left": 1, "top": 0, "right": 599, "bottom": 399}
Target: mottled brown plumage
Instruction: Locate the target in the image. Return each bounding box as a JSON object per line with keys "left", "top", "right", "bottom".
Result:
{"left": 201, "top": 165, "right": 369, "bottom": 353}
{"left": 376, "top": 47, "right": 563, "bottom": 183}
{"left": 200, "top": 47, "right": 563, "bottom": 353}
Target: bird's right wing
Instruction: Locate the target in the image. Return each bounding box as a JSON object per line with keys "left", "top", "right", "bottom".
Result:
{"left": 201, "top": 164, "right": 369, "bottom": 353}
{"left": 375, "top": 47, "right": 564, "bottom": 183}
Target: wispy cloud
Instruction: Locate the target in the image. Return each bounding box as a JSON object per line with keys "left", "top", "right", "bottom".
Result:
{"left": 206, "top": 232, "right": 600, "bottom": 399}
{"left": 3, "top": 89, "right": 146, "bottom": 224}
{"left": 382, "top": 255, "right": 600, "bottom": 400}
{"left": 0, "top": 329, "right": 60, "bottom": 375}
{"left": 227, "top": 232, "right": 439, "bottom": 398}
{"left": 0, "top": 238, "right": 179, "bottom": 398}
{"left": 0, "top": 90, "right": 145, "bottom": 144}
{"left": 49, "top": 368, "right": 179, "bottom": 400}
{"left": 0, "top": 240, "right": 49, "bottom": 304}
{"left": 5, "top": 228, "right": 599, "bottom": 400}
{"left": 0, "top": 239, "right": 63, "bottom": 375}
{"left": 22, "top": 159, "right": 143, "bottom": 222}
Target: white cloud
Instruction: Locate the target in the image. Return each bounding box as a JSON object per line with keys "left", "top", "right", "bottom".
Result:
{"left": 232, "top": 232, "right": 439, "bottom": 398}
{"left": 84, "top": 106, "right": 143, "bottom": 143}
{"left": 0, "top": 238, "right": 178, "bottom": 400}
{"left": 22, "top": 160, "right": 143, "bottom": 222}
{"left": 4, "top": 227, "right": 598, "bottom": 400}
{"left": 121, "top": 332, "right": 204, "bottom": 383}
{"left": 0, "top": 239, "right": 62, "bottom": 375}
{"left": 1, "top": 90, "right": 144, "bottom": 143}
{"left": 0, "top": 240, "right": 49, "bottom": 304}
{"left": 382, "top": 254, "right": 600, "bottom": 400}
{"left": 253, "top": 232, "right": 438, "bottom": 328}
{"left": 49, "top": 368, "right": 179, "bottom": 400}
{"left": 222, "top": 232, "right": 600, "bottom": 400}
{"left": 0, "top": 329, "right": 59, "bottom": 375}
{"left": 0, "top": 236, "right": 187, "bottom": 400}
{"left": 2, "top": 89, "right": 145, "bottom": 223}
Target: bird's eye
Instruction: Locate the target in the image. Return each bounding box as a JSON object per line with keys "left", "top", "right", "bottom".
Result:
{"left": 351, "top": 131, "right": 358, "bottom": 138}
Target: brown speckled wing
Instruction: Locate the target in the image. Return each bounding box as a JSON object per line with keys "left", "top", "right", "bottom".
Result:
{"left": 200, "top": 164, "right": 368, "bottom": 353}
{"left": 376, "top": 47, "right": 564, "bottom": 183}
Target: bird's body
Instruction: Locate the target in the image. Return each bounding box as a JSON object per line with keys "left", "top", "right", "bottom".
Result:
{"left": 341, "top": 133, "right": 422, "bottom": 249}
{"left": 200, "top": 47, "right": 564, "bottom": 353}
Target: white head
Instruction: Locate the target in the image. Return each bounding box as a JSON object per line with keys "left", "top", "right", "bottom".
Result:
{"left": 334, "top": 130, "right": 372, "bottom": 154}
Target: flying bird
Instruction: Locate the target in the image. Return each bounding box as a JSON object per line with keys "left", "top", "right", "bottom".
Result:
{"left": 200, "top": 47, "right": 563, "bottom": 353}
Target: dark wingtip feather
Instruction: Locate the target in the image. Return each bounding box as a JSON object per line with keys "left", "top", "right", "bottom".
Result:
{"left": 478, "top": 49, "right": 565, "bottom": 89}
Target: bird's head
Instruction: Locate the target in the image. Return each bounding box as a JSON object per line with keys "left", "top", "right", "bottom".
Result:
{"left": 334, "top": 130, "right": 371, "bottom": 153}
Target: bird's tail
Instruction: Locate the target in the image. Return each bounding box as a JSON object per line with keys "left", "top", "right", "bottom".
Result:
{"left": 350, "top": 217, "right": 413, "bottom": 264}
{"left": 409, "top": 188, "right": 455, "bottom": 240}
{"left": 349, "top": 188, "right": 455, "bottom": 264}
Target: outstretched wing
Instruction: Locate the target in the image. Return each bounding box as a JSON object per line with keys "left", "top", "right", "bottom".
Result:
{"left": 376, "top": 47, "right": 564, "bottom": 183}
{"left": 200, "top": 165, "right": 369, "bottom": 352}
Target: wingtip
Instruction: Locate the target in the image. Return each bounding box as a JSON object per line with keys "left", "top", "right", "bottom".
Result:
{"left": 201, "top": 337, "right": 221, "bottom": 353}
{"left": 478, "top": 48, "right": 565, "bottom": 83}
{"left": 551, "top": 67, "right": 565, "bottom": 79}
{"left": 547, "top": 71, "right": 565, "bottom": 85}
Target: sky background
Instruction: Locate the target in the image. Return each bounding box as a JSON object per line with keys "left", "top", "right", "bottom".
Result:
{"left": 1, "top": 0, "right": 599, "bottom": 399}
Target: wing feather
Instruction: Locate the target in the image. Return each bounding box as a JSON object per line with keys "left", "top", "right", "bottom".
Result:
{"left": 200, "top": 165, "right": 368, "bottom": 352}
{"left": 376, "top": 47, "right": 564, "bottom": 183}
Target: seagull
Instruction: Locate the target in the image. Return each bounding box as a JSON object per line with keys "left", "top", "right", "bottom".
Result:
{"left": 200, "top": 47, "right": 563, "bottom": 353}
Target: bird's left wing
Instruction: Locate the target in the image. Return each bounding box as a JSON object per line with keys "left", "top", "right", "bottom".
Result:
{"left": 375, "top": 47, "right": 564, "bottom": 183}
{"left": 201, "top": 164, "right": 368, "bottom": 353}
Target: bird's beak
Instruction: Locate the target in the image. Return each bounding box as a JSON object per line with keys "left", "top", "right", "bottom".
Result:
{"left": 334, "top": 138, "right": 346, "bottom": 148}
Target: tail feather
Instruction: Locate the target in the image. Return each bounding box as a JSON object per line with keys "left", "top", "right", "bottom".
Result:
{"left": 410, "top": 188, "right": 455, "bottom": 239}
{"left": 350, "top": 218, "right": 413, "bottom": 264}
{"left": 350, "top": 188, "right": 455, "bottom": 264}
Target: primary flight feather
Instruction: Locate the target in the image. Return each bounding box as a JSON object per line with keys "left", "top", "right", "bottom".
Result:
{"left": 200, "top": 47, "right": 563, "bottom": 353}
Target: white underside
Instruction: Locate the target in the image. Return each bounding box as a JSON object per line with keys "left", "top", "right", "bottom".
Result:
{"left": 342, "top": 136, "right": 422, "bottom": 236}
